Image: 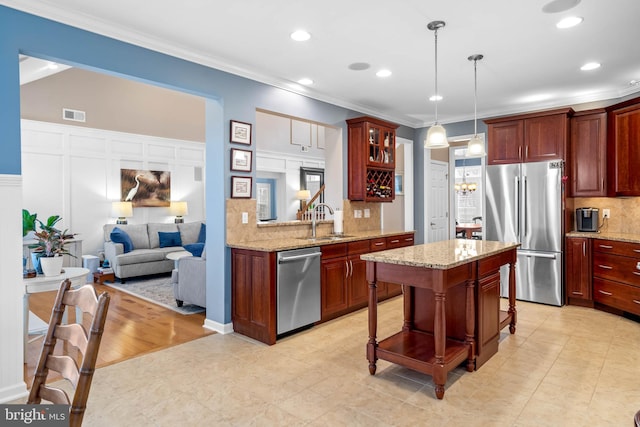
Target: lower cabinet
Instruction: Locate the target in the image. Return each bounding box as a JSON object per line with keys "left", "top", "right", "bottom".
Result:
{"left": 231, "top": 233, "right": 416, "bottom": 344}
{"left": 321, "top": 240, "right": 370, "bottom": 321}
{"left": 592, "top": 239, "right": 640, "bottom": 316}
{"left": 565, "top": 237, "right": 592, "bottom": 305}
{"left": 231, "top": 248, "right": 277, "bottom": 345}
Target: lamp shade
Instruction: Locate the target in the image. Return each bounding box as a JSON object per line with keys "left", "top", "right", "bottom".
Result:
{"left": 170, "top": 201, "right": 189, "bottom": 216}
{"left": 424, "top": 124, "right": 449, "bottom": 148}
{"left": 111, "top": 201, "right": 133, "bottom": 218}
{"left": 466, "top": 135, "right": 485, "bottom": 156}
{"left": 296, "top": 190, "right": 311, "bottom": 200}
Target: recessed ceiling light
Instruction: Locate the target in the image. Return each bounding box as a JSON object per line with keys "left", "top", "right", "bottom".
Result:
{"left": 348, "top": 62, "right": 371, "bottom": 71}
{"left": 629, "top": 79, "right": 640, "bottom": 87}
{"left": 297, "top": 78, "right": 313, "bottom": 85}
{"left": 556, "top": 16, "right": 583, "bottom": 28}
{"left": 580, "top": 62, "right": 601, "bottom": 71}
{"left": 542, "top": 0, "right": 581, "bottom": 14}
{"left": 290, "top": 30, "right": 311, "bottom": 41}
{"left": 429, "top": 95, "right": 443, "bottom": 102}
{"left": 47, "top": 62, "right": 59, "bottom": 70}
{"left": 376, "top": 69, "right": 392, "bottom": 78}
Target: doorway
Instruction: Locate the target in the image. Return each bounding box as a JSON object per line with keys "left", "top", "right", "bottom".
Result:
{"left": 449, "top": 141, "right": 486, "bottom": 240}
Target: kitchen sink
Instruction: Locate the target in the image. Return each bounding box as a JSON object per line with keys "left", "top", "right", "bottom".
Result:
{"left": 299, "top": 235, "right": 353, "bottom": 242}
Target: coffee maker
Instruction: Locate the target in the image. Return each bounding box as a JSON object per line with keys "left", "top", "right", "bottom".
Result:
{"left": 576, "top": 207, "right": 599, "bottom": 232}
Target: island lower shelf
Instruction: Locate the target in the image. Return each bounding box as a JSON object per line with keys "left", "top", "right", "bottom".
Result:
{"left": 375, "top": 329, "right": 470, "bottom": 374}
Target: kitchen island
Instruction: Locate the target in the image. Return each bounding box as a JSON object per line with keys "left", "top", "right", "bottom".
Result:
{"left": 362, "top": 239, "right": 519, "bottom": 399}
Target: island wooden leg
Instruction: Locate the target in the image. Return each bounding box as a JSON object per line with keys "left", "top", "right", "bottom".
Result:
{"left": 465, "top": 279, "right": 476, "bottom": 372}
{"left": 508, "top": 259, "right": 517, "bottom": 334}
{"left": 366, "top": 266, "right": 378, "bottom": 375}
{"left": 434, "top": 292, "right": 446, "bottom": 399}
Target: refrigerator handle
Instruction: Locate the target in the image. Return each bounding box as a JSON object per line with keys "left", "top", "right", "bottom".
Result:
{"left": 515, "top": 176, "right": 520, "bottom": 237}
{"left": 522, "top": 176, "right": 527, "bottom": 238}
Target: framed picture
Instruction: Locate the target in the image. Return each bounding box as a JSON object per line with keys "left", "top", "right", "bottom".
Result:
{"left": 231, "top": 176, "right": 252, "bottom": 198}
{"left": 230, "top": 120, "right": 252, "bottom": 145}
{"left": 120, "top": 168, "right": 171, "bottom": 207}
{"left": 230, "top": 148, "right": 252, "bottom": 172}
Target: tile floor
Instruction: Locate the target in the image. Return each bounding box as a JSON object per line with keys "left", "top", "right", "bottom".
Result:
{"left": 16, "top": 297, "right": 640, "bottom": 426}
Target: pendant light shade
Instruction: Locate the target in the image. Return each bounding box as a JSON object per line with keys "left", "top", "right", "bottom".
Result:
{"left": 426, "top": 124, "right": 448, "bottom": 148}
{"left": 424, "top": 20, "right": 448, "bottom": 149}
{"left": 466, "top": 54, "right": 485, "bottom": 157}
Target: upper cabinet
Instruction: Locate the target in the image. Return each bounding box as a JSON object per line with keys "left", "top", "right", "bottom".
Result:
{"left": 607, "top": 98, "right": 640, "bottom": 196}
{"left": 485, "top": 108, "right": 573, "bottom": 165}
{"left": 347, "top": 116, "right": 398, "bottom": 202}
{"left": 569, "top": 109, "right": 607, "bottom": 197}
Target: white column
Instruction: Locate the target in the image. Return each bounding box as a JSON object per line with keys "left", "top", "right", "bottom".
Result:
{"left": 0, "top": 175, "right": 28, "bottom": 402}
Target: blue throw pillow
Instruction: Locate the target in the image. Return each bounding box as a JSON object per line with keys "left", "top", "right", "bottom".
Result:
{"left": 110, "top": 227, "right": 134, "bottom": 253}
{"left": 184, "top": 243, "right": 205, "bottom": 257}
{"left": 197, "top": 223, "right": 206, "bottom": 243}
{"left": 158, "top": 231, "right": 182, "bottom": 248}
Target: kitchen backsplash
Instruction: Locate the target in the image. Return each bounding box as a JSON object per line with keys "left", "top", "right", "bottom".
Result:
{"left": 226, "top": 199, "right": 381, "bottom": 244}
{"left": 568, "top": 197, "right": 640, "bottom": 233}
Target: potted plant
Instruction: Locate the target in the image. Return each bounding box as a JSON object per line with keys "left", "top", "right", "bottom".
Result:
{"left": 29, "top": 215, "right": 77, "bottom": 276}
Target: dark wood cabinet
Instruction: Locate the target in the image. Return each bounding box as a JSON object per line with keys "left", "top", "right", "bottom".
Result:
{"left": 592, "top": 239, "right": 640, "bottom": 316}
{"left": 569, "top": 110, "right": 607, "bottom": 197}
{"left": 485, "top": 108, "right": 572, "bottom": 165}
{"left": 565, "top": 237, "right": 592, "bottom": 305}
{"left": 486, "top": 120, "right": 523, "bottom": 164}
{"left": 231, "top": 233, "right": 415, "bottom": 344}
{"left": 607, "top": 98, "right": 640, "bottom": 196}
{"left": 321, "top": 240, "right": 371, "bottom": 321}
{"left": 347, "top": 116, "right": 399, "bottom": 202}
{"left": 231, "top": 248, "right": 277, "bottom": 345}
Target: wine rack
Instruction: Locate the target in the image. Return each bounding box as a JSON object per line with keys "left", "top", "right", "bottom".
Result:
{"left": 347, "top": 116, "right": 399, "bottom": 202}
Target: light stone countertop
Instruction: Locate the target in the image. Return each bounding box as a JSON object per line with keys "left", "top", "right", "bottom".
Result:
{"left": 360, "top": 239, "right": 520, "bottom": 269}
{"left": 226, "top": 229, "right": 414, "bottom": 252}
{"left": 566, "top": 231, "right": 640, "bottom": 244}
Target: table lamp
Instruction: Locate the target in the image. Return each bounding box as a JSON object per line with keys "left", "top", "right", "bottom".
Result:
{"left": 170, "top": 201, "right": 189, "bottom": 223}
{"left": 111, "top": 201, "right": 133, "bottom": 224}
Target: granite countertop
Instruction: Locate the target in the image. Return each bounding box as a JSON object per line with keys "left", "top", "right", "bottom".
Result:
{"left": 227, "top": 230, "right": 414, "bottom": 252}
{"left": 360, "top": 239, "right": 520, "bottom": 270}
{"left": 566, "top": 231, "right": 640, "bottom": 244}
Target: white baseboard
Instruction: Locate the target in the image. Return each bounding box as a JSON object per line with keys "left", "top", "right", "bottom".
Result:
{"left": 0, "top": 382, "right": 28, "bottom": 404}
{"left": 203, "top": 319, "right": 233, "bottom": 335}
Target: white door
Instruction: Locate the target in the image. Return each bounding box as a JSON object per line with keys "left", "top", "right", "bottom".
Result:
{"left": 428, "top": 161, "right": 449, "bottom": 242}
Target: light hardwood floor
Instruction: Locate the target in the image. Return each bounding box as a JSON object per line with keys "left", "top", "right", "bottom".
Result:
{"left": 24, "top": 281, "right": 214, "bottom": 386}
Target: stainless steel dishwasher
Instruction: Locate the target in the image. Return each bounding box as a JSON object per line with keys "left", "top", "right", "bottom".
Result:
{"left": 277, "top": 246, "right": 321, "bottom": 335}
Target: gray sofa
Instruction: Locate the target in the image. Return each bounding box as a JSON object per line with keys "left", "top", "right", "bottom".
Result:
{"left": 171, "top": 252, "right": 206, "bottom": 308}
{"left": 103, "top": 221, "right": 204, "bottom": 282}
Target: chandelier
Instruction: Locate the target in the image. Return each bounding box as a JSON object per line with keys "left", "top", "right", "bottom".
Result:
{"left": 455, "top": 166, "right": 477, "bottom": 194}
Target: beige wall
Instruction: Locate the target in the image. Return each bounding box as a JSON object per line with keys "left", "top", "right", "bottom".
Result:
{"left": 569, "top": 197, "right": 640, "bottom": 233}
{"left": 21, "top": 68, "right": 205, "bottom": 142}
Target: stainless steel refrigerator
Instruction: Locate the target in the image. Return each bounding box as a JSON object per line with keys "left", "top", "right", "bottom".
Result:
{"left": 485, "top": 160, "right": 564, "bottom": 306}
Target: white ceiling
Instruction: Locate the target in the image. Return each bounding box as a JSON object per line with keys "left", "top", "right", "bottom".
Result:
{"left": 6, "top": 0, "right": 640, "bottom": 127}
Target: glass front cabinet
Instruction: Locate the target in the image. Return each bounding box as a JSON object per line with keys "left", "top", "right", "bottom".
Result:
{"left": 347, "top": 116, "right": 399, "bottom": 202}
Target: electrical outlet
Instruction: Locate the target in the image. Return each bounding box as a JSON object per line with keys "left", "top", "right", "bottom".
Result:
{"left": 242, "top": 212, "right": 248, "bottom": 224}
{"left": 364, "top": 208, "right": 371, "bottom": 218}
{"left": 354, "top": 209, "right": 362, "bottom": 219}
{"left": 603, "top": 209, "right": 610, "bottom": 219}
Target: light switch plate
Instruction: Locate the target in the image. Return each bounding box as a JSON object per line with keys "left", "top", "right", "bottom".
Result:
{"left": 242, "top": 212, "right": 248, "bottom": 224}
{"left": 354, "top": 209, "right": 362, "bottom": 218}
{"left": 364, "top": 208, "right": 371, "bottom": 218}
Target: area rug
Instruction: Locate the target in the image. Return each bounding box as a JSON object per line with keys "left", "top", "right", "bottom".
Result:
{"left": 104, "top": 275, "right": 205, "bottom": 315}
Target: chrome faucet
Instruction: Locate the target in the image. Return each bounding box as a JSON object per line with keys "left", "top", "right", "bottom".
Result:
{"left": 311, "top": 203, "right": 334, "bottom": 238}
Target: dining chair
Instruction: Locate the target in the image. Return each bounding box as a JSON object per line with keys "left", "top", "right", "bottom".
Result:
{"left": 28, "top": 278, "right": 110, "bottom": 427}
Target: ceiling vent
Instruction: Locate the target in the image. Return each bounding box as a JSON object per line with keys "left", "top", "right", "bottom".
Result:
{"left": 62, "top": 108, "right": 86, "bottom": 122}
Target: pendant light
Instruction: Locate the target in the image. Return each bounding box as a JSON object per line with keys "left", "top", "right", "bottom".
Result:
{"left": 466, "top": 54, "right": 485, "bottom": 157}
{"left": 424, "top": 21, "right": 448, "bottom": 149}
